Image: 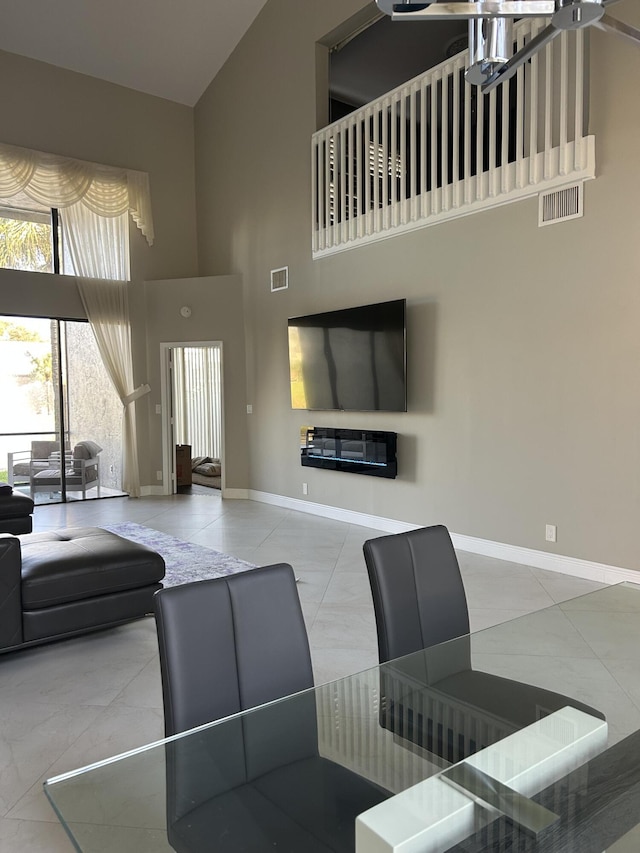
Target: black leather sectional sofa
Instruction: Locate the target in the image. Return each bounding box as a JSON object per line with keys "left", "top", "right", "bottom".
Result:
{"left": 0, "top": 527, "right": 165, "bottom": 653}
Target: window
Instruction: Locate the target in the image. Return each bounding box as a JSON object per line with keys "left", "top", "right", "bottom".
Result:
{"left": 0, "top": 194, "right": 55, "bottom": 274}
{"left": 0, "top": 141, "right": 154, "bottom": 497}
{"left": 0, "top": 141, "right": 154, "bottom": 269}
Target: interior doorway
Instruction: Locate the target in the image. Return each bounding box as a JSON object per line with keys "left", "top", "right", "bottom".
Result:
{"left": 160, "top": 342, "right": 224, "bottom": 496}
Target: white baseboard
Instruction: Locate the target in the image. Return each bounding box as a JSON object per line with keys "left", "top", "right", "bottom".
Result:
{"left": 139, "top": 485, "right": 248, "bottom": 498}
{"left": 248, "top": 490, "right": 639, "bottom": 586}
{"left": 449, "top": 532, "right": 640, "bottom": 586}
{"left": 249, "top": 490, "right": 417, "bottom": 534}
{"left": 140, "top": 485, "right": 165, "bottom": 496}
{"left": 223, "top": 488, "right": 249, "bottom": 500}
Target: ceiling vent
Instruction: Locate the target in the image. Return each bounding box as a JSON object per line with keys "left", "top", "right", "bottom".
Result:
{"left": 538, "top": 184, "right": 583, "bottom": 227}
{"left": 270, "top": 266, "right": 289, "bottom": 292}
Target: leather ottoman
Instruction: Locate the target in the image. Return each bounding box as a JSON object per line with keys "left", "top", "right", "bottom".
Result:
{"left": 0, "top": 490, "right": 34, "bottom": 534}
{"left": 0, "top": 527, "right": 165, "bottom": 653}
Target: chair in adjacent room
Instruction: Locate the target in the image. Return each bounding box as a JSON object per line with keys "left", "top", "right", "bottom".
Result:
{"left": 363, "top": 525, "right": 604, "bottom": 762}
{"left": 153, "top": 565, "right": 387, "bottom": 852}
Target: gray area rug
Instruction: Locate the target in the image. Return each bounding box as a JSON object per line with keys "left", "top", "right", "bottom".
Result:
{"left": 104, "top": 522, "right": 255, "bottom": 586}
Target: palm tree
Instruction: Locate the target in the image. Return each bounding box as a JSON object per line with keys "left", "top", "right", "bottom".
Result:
{"left": 0, "top": 215, "right": 52, "bottom": 272}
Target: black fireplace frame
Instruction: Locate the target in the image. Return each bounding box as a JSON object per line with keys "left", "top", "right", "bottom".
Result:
{"left": 301, "top": 427, "right": 397, "bottom": 479}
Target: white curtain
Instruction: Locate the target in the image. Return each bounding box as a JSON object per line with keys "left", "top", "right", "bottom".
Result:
{"left": 173, "top": 347, "right": 222, "bottom": 459}
{"left": 0, "top": 140, "right": 154, "bottom": 245}
{"left": 64, "top": 203, "right": 147, "bottom": 497}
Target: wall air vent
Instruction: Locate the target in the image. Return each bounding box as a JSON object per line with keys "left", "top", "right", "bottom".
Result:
{"left": 270, "top": 266, "right": 289, "bottom": 292}
{"left": 538, "top": 184, "right": 583, "bottom": 227}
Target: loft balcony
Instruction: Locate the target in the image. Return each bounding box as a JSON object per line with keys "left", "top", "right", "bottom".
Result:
{"left": 312, "top": 20, "right": 595, "bottom": 258}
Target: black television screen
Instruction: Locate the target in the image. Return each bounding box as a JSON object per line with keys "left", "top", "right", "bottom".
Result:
{"left": 288, "top": 299, "right": 406, "bottom": 411}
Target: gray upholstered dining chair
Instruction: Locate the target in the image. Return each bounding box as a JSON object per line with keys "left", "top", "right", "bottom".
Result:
{"left": 364, "top": 524, "right": 470, "bottom": 663}
{"left": 363, "top": 525, "right": 604, "bottom": 762}
{"left": 153, "top": 565, "right": 387, "bottom": 852}
{"left": 153, "top": 563, "right": 313, "bottom": 736}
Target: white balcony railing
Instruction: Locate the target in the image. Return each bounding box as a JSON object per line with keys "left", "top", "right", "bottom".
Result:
{"left": 312, "top": 20, "right": 595, "bottom": 258}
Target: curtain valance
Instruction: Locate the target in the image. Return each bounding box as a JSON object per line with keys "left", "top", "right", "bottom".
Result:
{"left": 0, "top": 141, "right": 154, "bottom": 246}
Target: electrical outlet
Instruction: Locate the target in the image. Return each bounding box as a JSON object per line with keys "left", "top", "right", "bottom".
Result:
{"left": 545, "top": 524, "right": 557, "bottom": 543}
{"left": 302, "top": 482, "right": 308, "bottom": 496}
{"left": 155, "top": 404, "right": 162, "bottom": 414}
{"left": 246, "top": 404, "right": 253, "bottom": 414}
{"left": 156, "top": 470, "right": 163, "bottom": 481}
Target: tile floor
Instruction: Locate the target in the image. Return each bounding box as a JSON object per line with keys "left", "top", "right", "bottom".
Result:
{"left": 0, "top": 492, "right": 627, "bottom": 851}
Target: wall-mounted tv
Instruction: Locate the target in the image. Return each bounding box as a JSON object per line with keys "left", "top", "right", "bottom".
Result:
{"left": 288, "top": 299, "right": 406, "bottom": 412}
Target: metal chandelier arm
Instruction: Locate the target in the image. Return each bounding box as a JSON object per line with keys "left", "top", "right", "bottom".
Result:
{"left": 375, "top": 0, "right": 639, "bottom": 91}
{"left": 594, "top": 13, "right": 640, "bottom": 46}
{"left": 480, "top": 22, "right": 561, "bottom": 93}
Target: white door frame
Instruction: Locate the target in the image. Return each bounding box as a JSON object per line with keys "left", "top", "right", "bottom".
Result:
{"left": 159, "top": 341, "right": 224, "bottom": 496}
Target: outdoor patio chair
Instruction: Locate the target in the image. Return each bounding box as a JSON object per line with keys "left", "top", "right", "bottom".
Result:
{"left": 8, "top": 440, "right": 68, "bottom": 488}
{"left": 29, "top": 440, "right": 101, "bottom": 499}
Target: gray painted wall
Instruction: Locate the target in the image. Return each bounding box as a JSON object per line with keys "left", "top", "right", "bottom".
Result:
{"left": 2, "top": 1, "right": 639, "bottom": 570}
{"left": 193, "top": 0, "right": 640, "bottom": 570}
{"left": 143, "top": 276, "right": 249, "bottom": 492}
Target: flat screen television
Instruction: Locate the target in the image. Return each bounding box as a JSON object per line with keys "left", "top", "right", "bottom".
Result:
{"left": 288, "top": 298, "right": 406, "bottom": 411}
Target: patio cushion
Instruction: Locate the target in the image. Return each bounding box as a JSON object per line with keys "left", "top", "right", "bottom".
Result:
{"left": 32, "top": 467, "right": 98, "bottom": 485}
{"left": 73, "top": 440, "right": 103, "bottom": 459}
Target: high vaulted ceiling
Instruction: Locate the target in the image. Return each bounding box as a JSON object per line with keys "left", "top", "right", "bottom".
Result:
{"left": 0, "top": 0, "right": 269, "bottom": 106}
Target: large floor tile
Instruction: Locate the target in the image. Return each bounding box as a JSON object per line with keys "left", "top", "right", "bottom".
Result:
{"left": 294, "top": 570, "right": 332, "bottom": 604}
{"left": 0, "top": 817, "right": 75, "bottom": 852}
{"left": 461, "top": 572, "right": 555, "bottom": 612}
{"left": 71, "top": 703, "right": 164, "bottom": 765}
{"left": 300, "top": 600, "right": 320, "bottom": 631}
{"left": 16, "top": 705, "right": 165, "bottom": 816}
{"left": 309, "top": 604, "right": 377, "bottom": 651}
{"left": 261, "top": 528, "right": 347, "bottom": 554}
{"left": 333, "top": 540, "right": 371, "bottom": 572}
{"left": 216, "top": 503, "right": 289, "bottom": 522}
{"left": 565, "top": 609, "right": 640, "bottom": 659}
{"left": 0, "top": 701, "right": 102, "bottom": 815}
{"left": 559, "top": 582, "right": 640, "bottom": 612}
{"left": 530, "top": 567, "right": 607, "bottom": 603}
{"left": 274, "top": 512, "right": 351, "bottom": 534}
{"left": 468, "top": 608, "right": 532, "bottom": 632}
{"left": 140, "top": 516, "right": 217, "bottom": 535}
{"left": 474, "top": 652, "right": 640, "bottom": 739}
{"left": 16, "top": 493, "right": 637, "bottom": 853}
{"left": 12, "top": 730, "right": 167, "bottom": 830}
{"left": 186, "top": 525, "right": 273, "bottom": 550}
{"left": 322, "top": 571, "right": 375, "bottom": 607}
{"left": 604, "top": 658, "right": 640, "bottom": 712}
{"left": 241, "top": 543, "right": 339, "bottom": 572}
{"left": 111, "top": 657, "right": 163, "bottom": 710}
{"left": 457, "top": 551, "right": 537, "bottom": 579}
{"left": 0, "top": 623, "right": 157, "bottom": 707}
{"left": 56, "top": 823, "right": 168, "bottom": 853}
{"left": 311, "top": 646, "right": 379, "bottom": 685}
{"left": 471, "top": 607, "right": 597, "bottom": 659}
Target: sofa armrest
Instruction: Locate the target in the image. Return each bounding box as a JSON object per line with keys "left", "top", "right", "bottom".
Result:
{"left": 0, "top": 534, "right": 23, "bottom": 649}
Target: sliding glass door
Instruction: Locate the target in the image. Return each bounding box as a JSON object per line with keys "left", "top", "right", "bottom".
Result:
{"left": 0, "top": 315, "right": 125, "bottom": 504}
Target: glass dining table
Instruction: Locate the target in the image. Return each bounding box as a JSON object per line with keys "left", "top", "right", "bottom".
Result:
{"left": 44, "top": 583, "right": 640, "bottom": 853}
